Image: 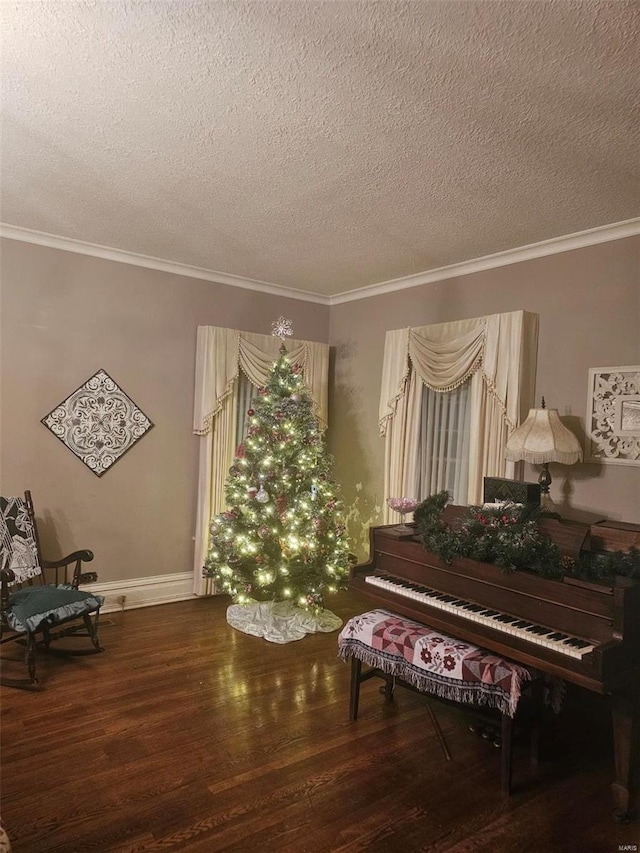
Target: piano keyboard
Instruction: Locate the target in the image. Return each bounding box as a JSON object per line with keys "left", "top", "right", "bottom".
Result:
{"left": 365, "top": 573, "right": 596, "bottom": 659}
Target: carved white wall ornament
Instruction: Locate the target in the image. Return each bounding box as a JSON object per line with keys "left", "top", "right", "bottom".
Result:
{"left": 585, "top": 366, "right": 640, "bottom": 466}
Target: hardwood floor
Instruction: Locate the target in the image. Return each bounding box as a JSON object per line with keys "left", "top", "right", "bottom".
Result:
{"left": 1, "top": 591, "right": 638, "bottom": 852}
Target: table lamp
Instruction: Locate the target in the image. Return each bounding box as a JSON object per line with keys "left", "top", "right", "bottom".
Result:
{"left": 504, "top": 397, "right": 583, "bottom": 500}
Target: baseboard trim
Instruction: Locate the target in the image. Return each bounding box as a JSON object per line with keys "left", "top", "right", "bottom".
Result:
{"left": 85, "top": 571, "right": 199, "bottom": 613}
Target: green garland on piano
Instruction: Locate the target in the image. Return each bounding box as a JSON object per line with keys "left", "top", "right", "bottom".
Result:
{"left": 413, "top": 491, "right": 640, "bottom": 584}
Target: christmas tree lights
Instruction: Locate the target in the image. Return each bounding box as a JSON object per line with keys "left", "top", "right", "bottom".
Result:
{"left": 204, "top": 345, "right": 352, "bottom": 610}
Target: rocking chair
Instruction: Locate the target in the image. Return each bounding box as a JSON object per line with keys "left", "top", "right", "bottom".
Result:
{"left": 0, "top": 491, "right": 104, "bottom": 688}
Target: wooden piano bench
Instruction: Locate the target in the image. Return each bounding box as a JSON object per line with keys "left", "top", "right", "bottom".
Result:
{"left": 338, "top": 609, "right": 543, "bottom": 796}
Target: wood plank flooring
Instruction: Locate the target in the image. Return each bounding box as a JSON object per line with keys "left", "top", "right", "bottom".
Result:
{"left": 1, "top": 591, "right": 638, "bottom": 852}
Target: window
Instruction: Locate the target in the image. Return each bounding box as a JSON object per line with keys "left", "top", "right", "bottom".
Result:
{"left": 379, "top": 311, "right": 538, "bottom": 517}
{"left": 235, "top": 375, "right": 257, "bottom": 449}
{"left": 416, "top": 381, "right": 471, "bottom": 505}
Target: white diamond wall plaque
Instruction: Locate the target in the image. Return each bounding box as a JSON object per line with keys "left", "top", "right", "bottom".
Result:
{"left": 41, "top": 369, "right": 154, "bottom": 476}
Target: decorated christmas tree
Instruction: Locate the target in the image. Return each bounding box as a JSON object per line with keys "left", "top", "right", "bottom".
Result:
{"left": 204, "top": 327, "right": 352, "bottom": 613}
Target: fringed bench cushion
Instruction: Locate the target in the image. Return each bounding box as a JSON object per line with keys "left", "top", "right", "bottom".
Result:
{"left": 338, "top": 608, "right": 534, "bottom": 718}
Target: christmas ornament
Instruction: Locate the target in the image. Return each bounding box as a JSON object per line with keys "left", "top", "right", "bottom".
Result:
{"left": 247, "top": 486, "right": 258, "bottom": 499}
{"left": 257, "top": 525, "right": 270, "bottom": 539}
{"left": 279, "top": 539, "right": 293, "bottom": 558}
{"left": 247, "top": 408, "right": 255, "bottom": 416}
{"left": 256, "top": 485, "right": 269, "bottom": 503}
{"left": 291, "top": 393, "right": 301, "bottom": 402}
{"left": 271, "top": 316, "right": 294, "bottom": 339}
{"left": 311, "top": 484, "right": 318, "bottom": 500}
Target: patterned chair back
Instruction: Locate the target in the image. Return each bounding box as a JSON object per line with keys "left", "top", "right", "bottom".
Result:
{"left": 0, "top": 496, "right": 43, "bottom": 584}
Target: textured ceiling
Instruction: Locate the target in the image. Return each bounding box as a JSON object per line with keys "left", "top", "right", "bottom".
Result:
{"left": 1, "top": 0, "right": 639, "bottom": 298}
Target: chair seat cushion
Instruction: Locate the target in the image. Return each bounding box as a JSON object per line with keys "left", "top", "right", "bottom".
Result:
{"left": 6, "top": 584, "right": 104, "bottom": 634}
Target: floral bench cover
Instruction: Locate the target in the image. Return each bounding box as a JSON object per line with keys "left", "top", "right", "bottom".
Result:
{"left": 338, "top": 609, "right": 535, "bottom": 717}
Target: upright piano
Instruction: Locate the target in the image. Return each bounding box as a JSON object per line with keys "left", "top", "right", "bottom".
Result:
{"left": 350, "top": 507, "right": 640, "bottom": 820}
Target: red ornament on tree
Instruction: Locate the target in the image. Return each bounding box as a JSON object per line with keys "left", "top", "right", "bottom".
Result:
{"left": 247, "top": 408, "right": 255, "bottom": 416}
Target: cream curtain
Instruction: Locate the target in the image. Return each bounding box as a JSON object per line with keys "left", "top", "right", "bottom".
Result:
{"left": 379, "top": 310, "right": 538, "bottom": 518}
{"left": 192, "top": 327, "right": 330, "bottom": 595}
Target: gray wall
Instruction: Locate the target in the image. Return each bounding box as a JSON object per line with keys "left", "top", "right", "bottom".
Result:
{"left": 2, "top": 235, "right": 638, "bottom": 581}
{"left": 0, "top": 239, "right": 329, "bottom": 582}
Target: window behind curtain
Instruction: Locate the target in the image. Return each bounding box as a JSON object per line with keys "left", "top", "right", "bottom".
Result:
{"left": 235, "top": 374, "right": 257, "bottom": 449}
{"left": 415, "top": 380, "right": 471, "bottom": 505}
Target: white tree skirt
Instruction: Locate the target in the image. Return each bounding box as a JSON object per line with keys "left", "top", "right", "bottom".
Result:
{"left": 226, "top": 600, "right": 342, "bottom": 644}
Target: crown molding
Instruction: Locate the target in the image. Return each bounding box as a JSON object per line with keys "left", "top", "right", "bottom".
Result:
{"left": 329, "top": 217, "right": 640, "bottom": 305}
{"left": 0, "top": 223, "right": 330, "bottom": 305}
{"left": 2, "top": 218, "right": 638, "bottom": 307}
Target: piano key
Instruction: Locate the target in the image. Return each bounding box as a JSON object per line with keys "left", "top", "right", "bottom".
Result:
{"left": 365, "top": 573, "right": 596, "bottom": 659}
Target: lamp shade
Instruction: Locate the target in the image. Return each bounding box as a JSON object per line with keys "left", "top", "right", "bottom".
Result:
{"left": 505, "top": 408, "right": 583, "bottom": 465}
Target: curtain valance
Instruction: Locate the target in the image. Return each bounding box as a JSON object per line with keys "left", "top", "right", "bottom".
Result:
{"left": 379, "top": 311, "right": 536, "bottom": 437}
{"left": 193, "top": 326, "right": 329, "bottom": 435}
